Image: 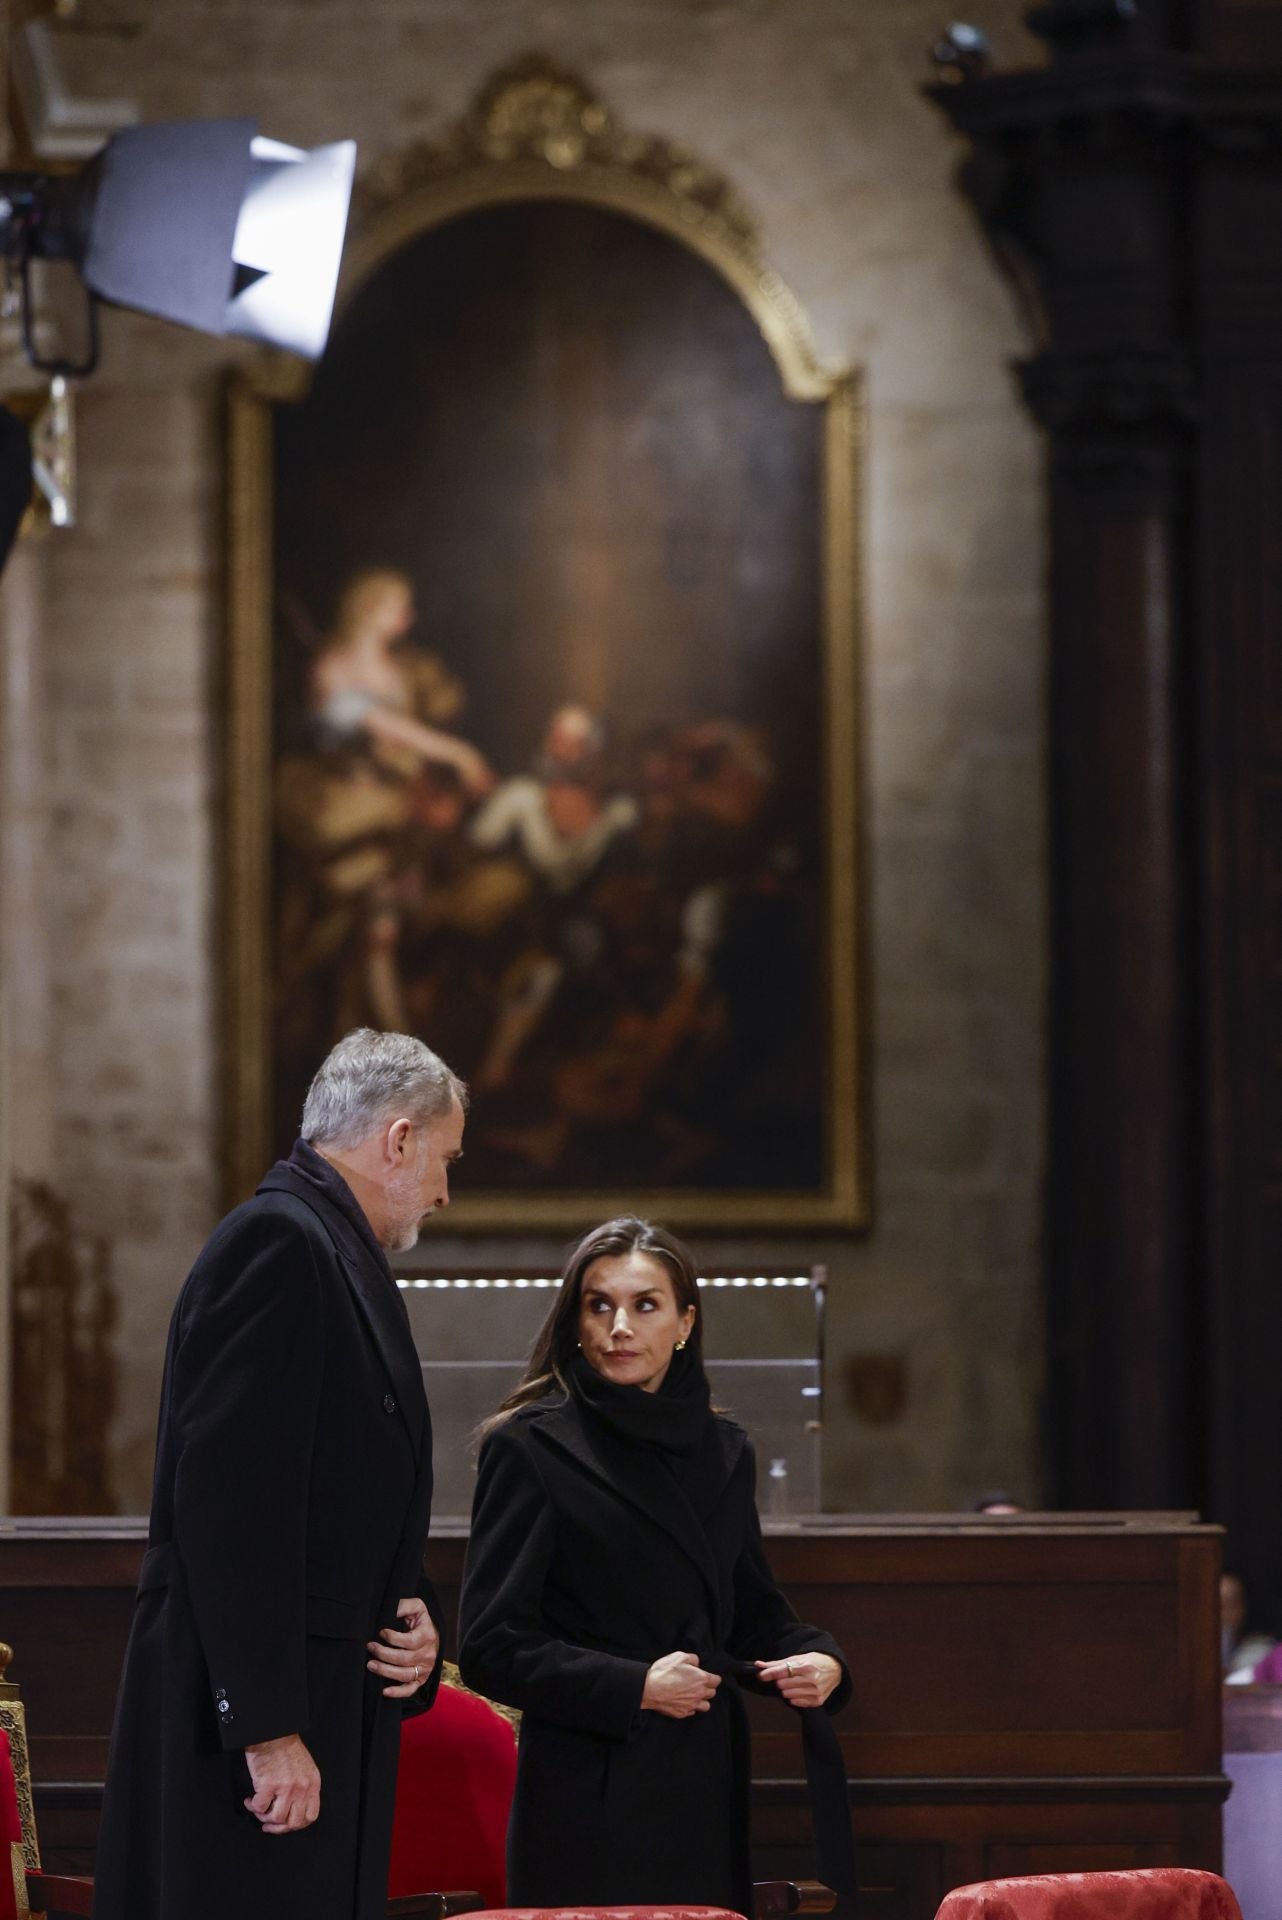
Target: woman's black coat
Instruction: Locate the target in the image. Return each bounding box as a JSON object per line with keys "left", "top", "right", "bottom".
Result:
{"left": 458, "top": 1393, "right": 851, "bottom": 1914}
{"left": 93, "top": 1150, "right": 443, "bottom": 1920}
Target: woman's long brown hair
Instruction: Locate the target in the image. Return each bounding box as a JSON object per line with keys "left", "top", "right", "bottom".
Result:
{"left": 478, "top": 1216, "right": 702, "bottom": 1441}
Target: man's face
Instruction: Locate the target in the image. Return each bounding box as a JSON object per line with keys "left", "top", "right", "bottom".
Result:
{"left": 384, "top": 1098, "right": 466, "bottom": 1252}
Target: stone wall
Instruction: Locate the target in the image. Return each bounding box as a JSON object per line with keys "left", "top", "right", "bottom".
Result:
{"left": 6, "top": 0, "right": 1048, "bottom": 1513}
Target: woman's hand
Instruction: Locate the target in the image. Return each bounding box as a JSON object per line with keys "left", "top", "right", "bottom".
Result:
{"left": 755, "top": 1651, "right": 842, "bottom": 1709}
{"left": 642, "top": 1650, "right": 723, "bottom": 1719}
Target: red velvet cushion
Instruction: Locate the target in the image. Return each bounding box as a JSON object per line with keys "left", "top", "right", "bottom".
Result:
{"left": 935, "top": 1870, "right": 1243, "bottom": 1920}
{"left": 456, "top": 1909, "right": 748, "bottom": 1920}
{"left": 388, "top": 1683, "right": 518, "bottom": 1906}
{"left": 0, "top": 1729, "right": 19, "bottom": 1920}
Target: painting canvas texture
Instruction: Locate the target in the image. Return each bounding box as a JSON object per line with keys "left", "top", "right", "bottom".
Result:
{"left": 267, "top": 197, "right": 841, "bottom": 1214}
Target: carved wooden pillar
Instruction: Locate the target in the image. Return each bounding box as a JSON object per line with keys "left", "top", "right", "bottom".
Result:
{"left": 936, "top": 2, "right": 1282, "bottom": 1606}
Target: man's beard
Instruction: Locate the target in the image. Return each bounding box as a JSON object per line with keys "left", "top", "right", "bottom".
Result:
{"left": 385, "top": 1166, "right": 425, "bottom": 1252}
{"left": 389, "top": 1215, "right": 421, "bottom": 1254}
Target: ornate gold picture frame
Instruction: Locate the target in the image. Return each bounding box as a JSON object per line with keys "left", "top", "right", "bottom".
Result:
{"left": 225, "top": 59, "right": 867, "bottom": 1231}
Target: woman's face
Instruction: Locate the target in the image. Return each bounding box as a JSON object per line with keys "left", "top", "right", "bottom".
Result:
{"left": 578, "top": 1251, "right": 696, "bottom": 1394}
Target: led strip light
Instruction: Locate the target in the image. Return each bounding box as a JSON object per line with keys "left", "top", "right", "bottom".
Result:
{"left": 395, "top": 1275, "right": 813, "bottom": 1291}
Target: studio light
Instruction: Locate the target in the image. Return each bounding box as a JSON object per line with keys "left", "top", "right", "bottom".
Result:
{"left": 0, "top": 118, "right": 355, "bottom": 571}
{"left": 0, "top": 117, "right": 357, "bottom": 373}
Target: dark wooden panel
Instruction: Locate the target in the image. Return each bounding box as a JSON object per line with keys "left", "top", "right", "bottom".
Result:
{"left": 1200, "top": 0, "right": 1282, "bottom": 63}
{"left": 984, "top": 1842, "right": 1181, "bottom": 1875}
{"left": 1, "top": 1518, "right": 1225, "bottom": 1917}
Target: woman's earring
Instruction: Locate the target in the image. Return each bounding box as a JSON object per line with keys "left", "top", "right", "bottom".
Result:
{"left": 675, "top": 1338, "right": 687, "bottom": 1351}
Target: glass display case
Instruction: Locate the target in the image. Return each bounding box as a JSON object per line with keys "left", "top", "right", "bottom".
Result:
{"left": 395, "top": 1265, "right": 826, "bottom": 1523}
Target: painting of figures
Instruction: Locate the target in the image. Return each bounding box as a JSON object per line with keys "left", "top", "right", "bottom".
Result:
{"left": 231, "top": 187, "right": 862, "bottom": 1226}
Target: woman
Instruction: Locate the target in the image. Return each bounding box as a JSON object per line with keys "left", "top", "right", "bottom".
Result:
{"left": 458, "top": 1217, "right": 853, "bottom": 1914}
{"left": 274, "top": 567, "right": 496, "bottom": 1044}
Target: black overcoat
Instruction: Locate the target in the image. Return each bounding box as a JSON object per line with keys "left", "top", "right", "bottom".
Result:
{"left": 458, "top": 1395, "right": 851, "bottom": 1914}
{"left": 93, "top": 1152, "right": 443, "bottom": 1920}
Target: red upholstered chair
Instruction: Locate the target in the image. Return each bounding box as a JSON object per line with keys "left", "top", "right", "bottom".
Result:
{"left": 0, "top": 1645, "right": 102, "bottom": 1917}
{"left": 934, "top": 1870, "right": 1243, "bottom": 1920}
{"left": 451, "top": 1909, "right": 748, "bottom": 1920}
{"left": 387, "top": 1666, "right": 520, "bottom": 1916}
{"left": 454, "top": 1904, "right": 832, "bottom": 1920}
{"left": 0, "top": 1716, "right": 93, "bottom": 1920}
{"left": 0, "top": 1727, "right": 18, "bottom": 1920}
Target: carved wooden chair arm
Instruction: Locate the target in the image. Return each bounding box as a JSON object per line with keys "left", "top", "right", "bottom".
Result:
{"left": 752, "top": 1878, "right": 838, "bottom": 1920}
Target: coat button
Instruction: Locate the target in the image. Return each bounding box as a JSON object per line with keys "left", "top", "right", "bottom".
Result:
{"left": 383, "top": 1393, "right": 397, "bottom": 1414}
{"left": 217, "top": 1700, "right": 230, "bottom": 1714}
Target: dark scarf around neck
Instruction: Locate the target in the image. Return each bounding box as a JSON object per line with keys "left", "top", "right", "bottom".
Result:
{"left": 569, "top": 1343, "right": 711, "bottom": 1453}
{"left": 568, "top": 1345, "right": 727, "bottom": 1517}
{"left": 281, "top": 1137, "right": 397, "bottom": 1287}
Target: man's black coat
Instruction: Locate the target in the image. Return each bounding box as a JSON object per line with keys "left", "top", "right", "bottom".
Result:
{"left": 458, "top": 1395, "right": 851, "bottom": 1914}
{"left": 93, "top": 1146, "right": 442, "bottom": 1920}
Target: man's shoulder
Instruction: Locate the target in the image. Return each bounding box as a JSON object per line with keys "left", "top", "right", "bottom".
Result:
{"left": 190, "top": 1188, "right": 337, "bottom": 1280}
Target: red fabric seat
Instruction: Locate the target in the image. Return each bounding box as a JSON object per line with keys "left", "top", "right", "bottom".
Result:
{"left": 455, "top": 1909, "right": 748, "bottom": 1920}
{"left": 935, "top": 1870, "right": 1243, "bottom": 1920}
{"left": 388, "top": 1680, "right": 518, "bottom": 1907}
{"left": 0, "top": 1729, "right": 19, "bottom": 1920}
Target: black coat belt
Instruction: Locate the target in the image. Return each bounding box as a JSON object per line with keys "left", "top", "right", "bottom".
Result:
{"left": 711, "top": 1654, "right": 859, "bottom": 1912}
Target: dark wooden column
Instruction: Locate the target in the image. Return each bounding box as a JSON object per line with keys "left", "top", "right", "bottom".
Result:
{"left": 1195, "top": 45, "right": 1282, "bottom": 1620}
{"left": 1032, "top": 354, "right": 1195, "bottom": 1509}
{"left": 932, "top": 0, "right": 1282, "bottom": 1600}
{"left": 932, "top": 18, "right": 1201, "bottom": 1510}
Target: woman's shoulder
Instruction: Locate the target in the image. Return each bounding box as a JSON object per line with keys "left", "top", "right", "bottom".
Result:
{"left": 510, "top": 1390, "right": 569, "bottom": 1429}
{"left": 712, "top": 1408, "right": 752, "bottom": 1444}
{"left": 481, "top": 1391, "right": 570, "bottom": 1453}
{"left": 713, "top": 1412, "right": 755, "bottom": 1471}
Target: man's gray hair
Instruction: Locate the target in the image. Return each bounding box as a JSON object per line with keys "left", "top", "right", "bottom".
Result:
{"left": 301, "top": 1028, "right": 467, "bottom": 1150}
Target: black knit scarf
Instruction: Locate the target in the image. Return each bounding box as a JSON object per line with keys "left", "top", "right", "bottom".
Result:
{"left": 568, "top": 1345, "right": 726, "bottom": 1516}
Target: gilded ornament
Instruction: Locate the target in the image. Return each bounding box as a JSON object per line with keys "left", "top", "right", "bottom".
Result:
{"left": 341, "top": 56, "right": 845, "bottom": 399}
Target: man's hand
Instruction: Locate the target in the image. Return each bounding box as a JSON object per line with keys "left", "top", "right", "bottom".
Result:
{"left": 755, "top": 1651, "right": 842, "bottom": 1709}
{"left": 367, "top": 1596, "right": 440, "bottom": 1698}
{"left": 244, "top": 1733, "right": 320, "bottom": 1834}
{"left": 642, "top": 1650, "right": 722, "bottom": 1719}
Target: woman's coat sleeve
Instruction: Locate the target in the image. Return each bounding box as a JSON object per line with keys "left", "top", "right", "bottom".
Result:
{"left": 459, "top": 1423, "right": 649, "bottom": 1738}
{"left": 727, "top": 1445, "right": 852, "bottom": 1713}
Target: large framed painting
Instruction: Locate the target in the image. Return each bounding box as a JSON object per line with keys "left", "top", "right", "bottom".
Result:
{"left": 225, "top": 59, "right": 867, "bottom": 1230}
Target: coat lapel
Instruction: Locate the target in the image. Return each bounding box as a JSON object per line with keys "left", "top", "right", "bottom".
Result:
{"left": 259, "top": 1167, "right": 427, "bottom": 1463}
{"left": 535, "top": 1399, "right": 746, "bottom": 1608}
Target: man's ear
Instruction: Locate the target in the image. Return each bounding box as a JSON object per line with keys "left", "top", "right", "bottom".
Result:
{"left": 386, "top": 1117, "right": 413, "bottom": 1165}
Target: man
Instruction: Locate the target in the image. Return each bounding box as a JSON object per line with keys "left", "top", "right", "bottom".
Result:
{"left": 93, "top": 1028, "right": 467, "bottom": 1920}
